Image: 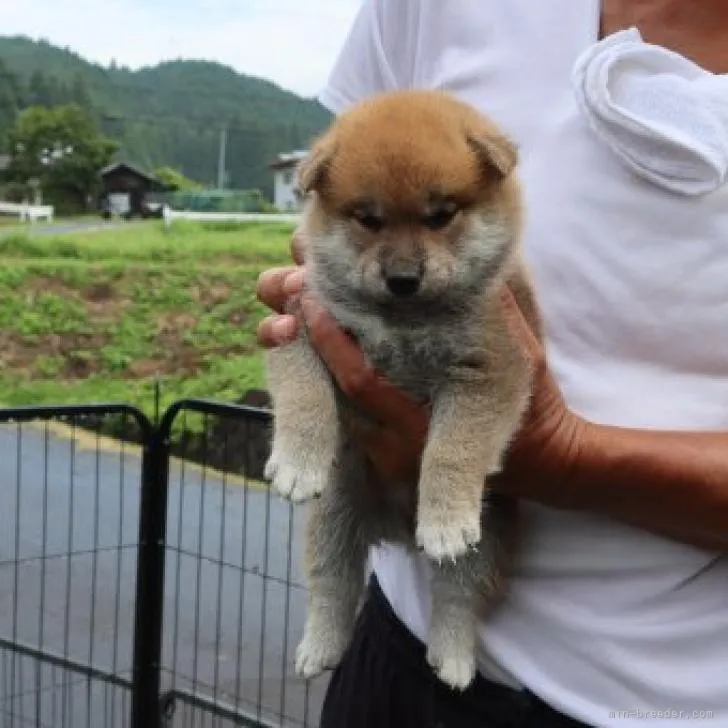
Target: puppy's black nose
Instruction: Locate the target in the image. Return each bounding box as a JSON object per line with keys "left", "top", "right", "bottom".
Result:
{"left": 385, "top": 274, "right": 421, "bottom": 297}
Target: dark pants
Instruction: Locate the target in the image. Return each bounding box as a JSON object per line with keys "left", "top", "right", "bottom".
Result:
{"left": 320, "top": 576, "right": 593, "bottom": 728}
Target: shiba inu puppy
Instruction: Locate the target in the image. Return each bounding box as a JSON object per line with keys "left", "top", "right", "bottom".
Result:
{"left": 264, "top": 89, "right": 540, "bottom": 689}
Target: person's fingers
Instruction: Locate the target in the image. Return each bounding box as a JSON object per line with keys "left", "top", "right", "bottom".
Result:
{"left": 301, "top": 294, "right": 427, "bottom": 425}
{"left": 256, "top": 314, "right": 299, "bottom": 348}
{"left": 283, "top": 268, "right": 305, "bottom": 299}
{"left": 291, "top": 232, "right": 305, "bottom": 265}
{"left": 256, "top": 266, "right": 300, "bottom": 313}
{"left": 301, "top": 295, "right": 377, "bottom": 391}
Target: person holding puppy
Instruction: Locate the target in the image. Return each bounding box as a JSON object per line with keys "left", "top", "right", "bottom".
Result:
{"left": 257, "top": 1, "right": 728, "bottom": 726}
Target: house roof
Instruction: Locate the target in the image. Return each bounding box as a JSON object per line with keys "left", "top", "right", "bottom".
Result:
{"left": 99, "top": 161, "right": 162, "bottom": 184}
{"left": 269, "top": 149, "right": 308, "bottom": 171}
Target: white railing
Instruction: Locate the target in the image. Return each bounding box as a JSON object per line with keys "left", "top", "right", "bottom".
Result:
{"left": 0, "top": 201, "right": 55, "bottom": 223}
{"left": 162, "top": 205, "right": 300, "bottom": 228}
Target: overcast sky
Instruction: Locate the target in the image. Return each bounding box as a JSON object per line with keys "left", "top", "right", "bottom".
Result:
{"left": 0, "top": 0, "right": 361, "bottom": 97}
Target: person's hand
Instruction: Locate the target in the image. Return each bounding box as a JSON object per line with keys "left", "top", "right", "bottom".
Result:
{"left": 296, "top": 287, "right": 589, "bottom": 495}
{"left": 255, "top": 232, "right": 588, "bottom": 495}
{"left": 256, "top": 233, "right": 305, "bottom": 347}
{"left": 494, "top": 288, "right": 589, "bottom": 505}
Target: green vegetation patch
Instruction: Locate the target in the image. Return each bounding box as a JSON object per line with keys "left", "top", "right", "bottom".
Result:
{"left": 0, "top": 220, "right": 294, "bottom": 422}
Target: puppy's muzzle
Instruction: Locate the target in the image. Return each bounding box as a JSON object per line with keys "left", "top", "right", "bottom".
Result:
{"left": 383, "top": 260, "right": 425, "bottom": 297}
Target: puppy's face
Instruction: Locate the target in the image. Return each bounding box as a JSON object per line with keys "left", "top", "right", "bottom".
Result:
{"left": 299, "top": 91, "right": 521, "bottom": 309}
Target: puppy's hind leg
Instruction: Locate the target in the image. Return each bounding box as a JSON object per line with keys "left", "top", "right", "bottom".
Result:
{"left": 295, "top": 442, "right": 370, "bottom": 678}
{"left": 426, "top": 491, "right": 516, "bottom": 691}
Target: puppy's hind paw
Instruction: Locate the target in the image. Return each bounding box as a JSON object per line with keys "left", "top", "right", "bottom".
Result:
{"left": 428, "top": 650, "right": 476, "bottom": 691}
{"left": 294, "top": 631, "right": 348, "bottom": 679}
{"left": 264, "top": 452, "right": 325, "bottom": 502}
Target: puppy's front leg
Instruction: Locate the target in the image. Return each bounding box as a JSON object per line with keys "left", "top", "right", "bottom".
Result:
{"left": 265, "top": 335, "right": 338, "bottom": 502}
{"left": 415, "top": 360, "right": 530, "bottom": 562}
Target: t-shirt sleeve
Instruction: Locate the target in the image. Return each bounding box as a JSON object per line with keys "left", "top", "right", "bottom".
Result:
{"left": 317, "top": 0, "right": 417, "bottom": 115}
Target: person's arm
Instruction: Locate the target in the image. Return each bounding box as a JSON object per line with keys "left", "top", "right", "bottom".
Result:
{"left": 258, "top": 250, "right": 728, "bottom": 553}
{"left": 554, "top": 425, "right": 728, "bottom": 551}
{"left": 497, "top": 290, "right": 728, "bottom": 552}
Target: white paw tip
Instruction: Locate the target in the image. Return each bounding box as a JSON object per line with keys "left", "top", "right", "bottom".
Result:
{"left": 263, "top": 459, "right": 277, "bottom": 480}
{"left": 294, "top": 638, "right": 345, "bottom": 679}
{"left": 429, "top": 654, "right": 476, "bottom": 691}
{"left": 415, "top": 521, "right": 481, "bottom": 562}
{"left": 265, "top": 456, "right": 324, "bottom": 502}
{"left": 438, "top": 657, "right": 476, "bottom": 691}
{"left": 294, "top": 652, "right": 326, "bottom": 679}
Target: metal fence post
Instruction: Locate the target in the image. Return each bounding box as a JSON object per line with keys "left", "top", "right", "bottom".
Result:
{"left": 131, "top": 426, "right": 171, "bottom": 728}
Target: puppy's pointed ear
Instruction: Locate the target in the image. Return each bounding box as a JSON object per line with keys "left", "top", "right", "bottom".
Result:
{"left": 298, "top": 133, "right": 337, "bottom": 195}
{"left": 466, "top": 124, "right": 518, "bottom": 181}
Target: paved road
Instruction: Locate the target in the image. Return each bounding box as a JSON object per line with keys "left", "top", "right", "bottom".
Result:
{"left": 29, "top": 220, "right": 137, "bottom": 237}
{"left": 0, "top": 423, "right": 328, "bottom": 727}
{"left": 1, "top": 219, "right": 141, "bottom": 238}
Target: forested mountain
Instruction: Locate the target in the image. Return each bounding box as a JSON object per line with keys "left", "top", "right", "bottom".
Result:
{"left": 0, "top": 36, "right": 332, "bottom": 197}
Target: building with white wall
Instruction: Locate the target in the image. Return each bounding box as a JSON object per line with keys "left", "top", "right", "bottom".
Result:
{"left": 269, "top": 149, "right": 308, "bottom": 211}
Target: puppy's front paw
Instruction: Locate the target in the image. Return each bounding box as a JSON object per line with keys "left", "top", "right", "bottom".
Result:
{"left": 426, "top": 645, "right": 476, "bottom": 691}
{"left": 415, "top": 511, "right": 480, "bottom": 562}
{"left": 264, "top": 449, "right": 328, "bottom": 502}
{"left": 294, "top": 627, "right": 349, "bottom": 679}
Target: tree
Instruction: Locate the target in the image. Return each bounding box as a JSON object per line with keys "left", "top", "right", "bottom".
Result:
{"left": 27, "top": 70, "right": 54, "bottom": 107}
{"left": 0, "top": 60, "right": 23, "bottom": 149}
{"left": 6, "top": 104, "right": 118, "bottom": 211}
{"left": 153, "top": 165, "right": 201, "bottom": 192}
{"left": 70, "top": 72, "right": 93, "bottom": 110}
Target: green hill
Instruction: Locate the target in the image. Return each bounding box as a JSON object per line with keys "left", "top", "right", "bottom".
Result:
{"left": 0, "top": 35, "right": 332, "bottom": 197}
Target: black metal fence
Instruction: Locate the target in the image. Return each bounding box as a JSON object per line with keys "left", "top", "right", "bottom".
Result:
{"left": 0, "top": 398, "right": 328, "bottom": 728}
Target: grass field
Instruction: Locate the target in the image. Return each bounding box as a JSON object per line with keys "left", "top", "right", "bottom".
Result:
{"left": 0, "top": 220, "right": 294, "bottom": 422}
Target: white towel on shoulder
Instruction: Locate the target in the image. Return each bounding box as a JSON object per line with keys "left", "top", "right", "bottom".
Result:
{"left": 572, "top": 27, "right": 728, "bottom": 196}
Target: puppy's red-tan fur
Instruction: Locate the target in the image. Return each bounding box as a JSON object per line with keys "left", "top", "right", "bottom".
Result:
{"left": 265, "top": 90, "right": 540, "bottom": 690}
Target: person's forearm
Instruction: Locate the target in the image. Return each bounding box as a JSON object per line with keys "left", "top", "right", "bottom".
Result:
{"left": 562, "top": 424, "right": 728, "bottom": 551}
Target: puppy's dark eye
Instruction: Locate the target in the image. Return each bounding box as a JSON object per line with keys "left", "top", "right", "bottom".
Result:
{"left": 354, "top": 214, "right": 384, "bottom": 232}
{"left": 423, "top": 207, "right": 457, "bottom": 230}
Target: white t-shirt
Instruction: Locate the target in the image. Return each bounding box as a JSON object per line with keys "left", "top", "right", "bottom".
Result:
{"left": 318, "top": 1, "right": 728, "bottom": 727}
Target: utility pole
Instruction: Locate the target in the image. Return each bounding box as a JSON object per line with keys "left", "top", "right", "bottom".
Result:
{"left": 217, "top": 125, "right": 227, "bottom": 189}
